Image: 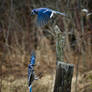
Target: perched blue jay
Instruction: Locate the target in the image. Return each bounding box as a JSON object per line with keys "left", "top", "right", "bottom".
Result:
{"left": 31, "top": 8, "right": 66, "bottom": 27}
{"left": 28, "top": 51, "right": 38, "bottom": 92}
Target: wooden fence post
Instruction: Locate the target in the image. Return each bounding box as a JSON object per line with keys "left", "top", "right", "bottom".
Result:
{"left": 53, "top": 62, "right": 74, "bottom": 92}
{"left": 53, "top": 25, "right": 74, "bottom": 92}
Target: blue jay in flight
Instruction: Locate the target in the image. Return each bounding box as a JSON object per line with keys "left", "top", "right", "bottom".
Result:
{"left": 31, "top": 8, "right": 66, "bottom": 27}
{"left": 28, "top": 51, "right": 38, "bottom": 92}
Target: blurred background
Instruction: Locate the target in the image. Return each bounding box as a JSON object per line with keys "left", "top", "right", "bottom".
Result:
{"left": 0, "top": 0, "right": 92, "bottom": 92}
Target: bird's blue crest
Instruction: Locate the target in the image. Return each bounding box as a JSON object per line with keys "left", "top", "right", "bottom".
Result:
{"left": 30, "top": 51, "right": 36, "bottom": 65}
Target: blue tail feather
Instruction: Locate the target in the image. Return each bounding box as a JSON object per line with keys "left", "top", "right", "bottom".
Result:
{"left": 55, "top": 11, "right": 66, "bottom": 16}
{"left": 29, "top": 85, "right": 32, "bottom": 92}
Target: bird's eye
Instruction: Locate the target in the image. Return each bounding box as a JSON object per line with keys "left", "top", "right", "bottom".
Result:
{"left": 34, "top": 10, "right": 38, "bottom": 14}
{"left": 31, "top": 11, "right": 34, "bottom": 15}
{"left": 31, "top": 10, "right": 38, "bottom": 15}
{"left": 31, "top": 11, "right": 35, "bottom": 15}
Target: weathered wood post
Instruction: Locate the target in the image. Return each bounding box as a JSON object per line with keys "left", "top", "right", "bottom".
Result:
{"left": 53, "top": 25, "right": 74, "bottom": 92}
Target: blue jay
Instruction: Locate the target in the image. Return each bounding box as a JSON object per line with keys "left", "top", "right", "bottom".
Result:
{"left": 31, "top": 8, "right": 66, "bottom": 27}
{"left": 28, "top": 51, "right": 38, "bottom": 92}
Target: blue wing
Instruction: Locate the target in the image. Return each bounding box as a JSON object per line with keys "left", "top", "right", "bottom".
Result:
{"left": 37, "top": 10, "right": 52, "bottom": 26}
{"left": 35, "top": 8, "right": 68, "bottom": 26}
